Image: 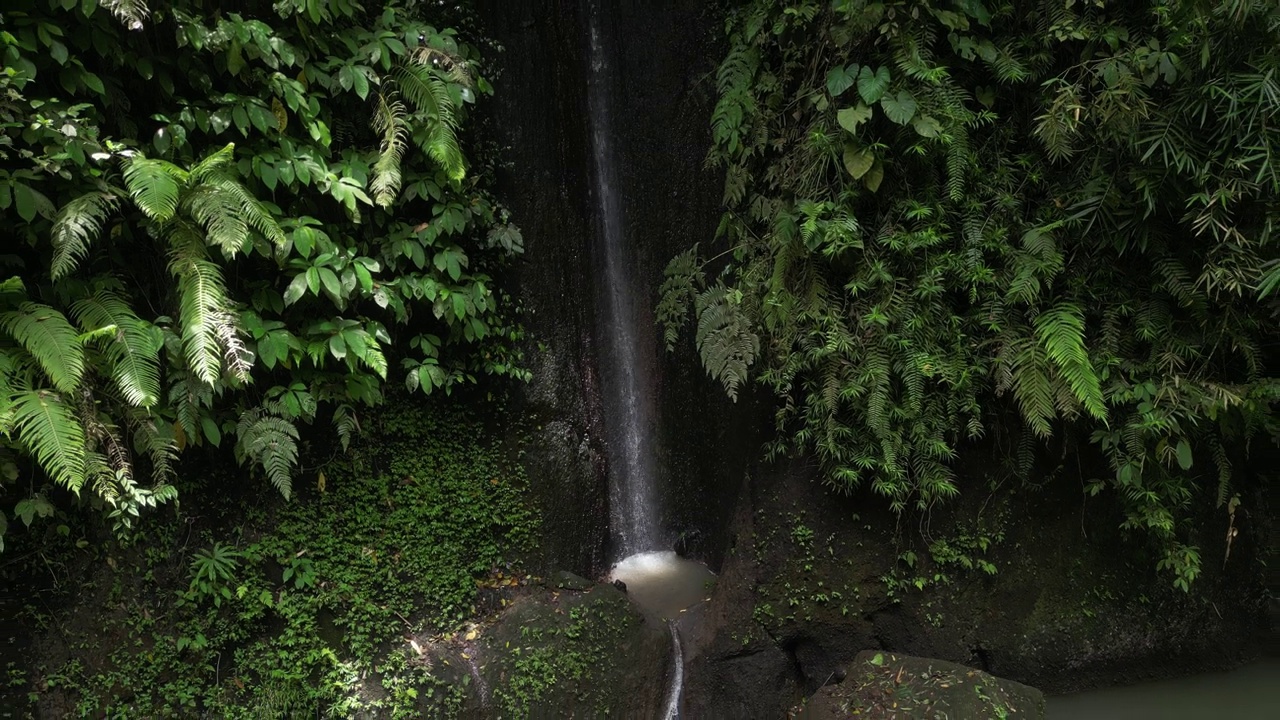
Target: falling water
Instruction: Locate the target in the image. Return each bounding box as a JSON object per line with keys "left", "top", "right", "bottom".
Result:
{"left": 585, "top": 0, "right": 662, "bottom": 557}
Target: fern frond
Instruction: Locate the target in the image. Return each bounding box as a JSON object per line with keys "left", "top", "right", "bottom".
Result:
{"left": 166, "top": 226, "right": 232, "bottom": 385}
{"left": 1, "top": 303, "right": 86, "bottom": 394}
{"left": 371, "top": 93, "right": 409, "bottom": 208}
{"left": 9, "top": 389, "right": 86, "bottom": 491}
{"left": 1008, "top": 336, "right": 1056, "bottom": 438}
{"left": 123, "top": 156, "right": 187, "bottom": 222}
{"left": 395, "top": 64, "right": 465, "bottom": 181}
{"left": 187, "top": 143, "right": 236, "bottom": 181}
{"left": 70, "top": 290, "right": 162, "bottom": 407}
{"left": 50, "top": 191, "right": 120, "bottom": 279}
{"left": 657, "top": 245, "right": 705, "bottom": 350}
{"left": 1035, "top": 303, "right": 1106, "bottom": 420}
{"left": 332, "top": 404, "right": 358, "bottom": 451}
{"left": 237, "top": 411, "right": 298, "bottom": 499}
{"left": 99, "top": 0, "right": 149, "bottom": 28}
{"left": 694, "top": 285, "right": 760, "bottom": 401}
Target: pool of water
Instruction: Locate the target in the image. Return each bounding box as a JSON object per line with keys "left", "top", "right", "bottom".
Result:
{"left": 1049, "top": 659, "right": 1280, "bottom": 719}
{"left": 608, "top": 551, "right": 716, "bottom": 620}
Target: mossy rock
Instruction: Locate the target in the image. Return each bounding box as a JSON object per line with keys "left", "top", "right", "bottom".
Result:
{"left": 795, "top": 651, "right": 1045, "bottom": 719}
{"left": 473, "top": 584, "right": 671, "bottom": 718}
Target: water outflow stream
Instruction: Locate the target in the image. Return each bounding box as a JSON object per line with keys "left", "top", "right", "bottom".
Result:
{"left": 609, "top": 552, "right": 716, "bottom": 720}
{"left": 585, "top": 0, "right": 662, "bottom": 559}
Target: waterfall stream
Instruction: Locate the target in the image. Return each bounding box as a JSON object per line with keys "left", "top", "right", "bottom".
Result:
{"left": 585, "top": 0, "right": 662, "bottom": 559}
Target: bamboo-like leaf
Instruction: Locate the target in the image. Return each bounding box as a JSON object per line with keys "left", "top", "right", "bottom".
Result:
{"left": 0, "top": 303, "right": 86, "bottom": 393}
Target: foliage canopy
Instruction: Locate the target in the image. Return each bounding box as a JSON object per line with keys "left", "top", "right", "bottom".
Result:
{"left": 0, "top": 0, "right": 527, "bottom": 545}
{"left": 661, "top": 0, "right": 1280, "bottom": 587}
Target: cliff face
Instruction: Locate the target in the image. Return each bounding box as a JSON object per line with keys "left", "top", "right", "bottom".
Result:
{"left": 477, "top": 0, "right": 757, "bottom": 576}
{"left": 475, "top": 2, "right": 1270, "bottom": 715}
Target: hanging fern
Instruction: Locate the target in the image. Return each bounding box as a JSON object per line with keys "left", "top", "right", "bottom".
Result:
{"left": 236, "top": 408, "right": 299, "bottom": 500}
{"left": 167, "top": 227, "right": 237, "bottom": 385}
{"left": 395, "top": 63, "right": 465, "bottom": 181}
{"left": 70, "top": 289, "right": 162, "bottom": 408}
{"left": 50, "top": 191, "right": 120, "bottom": 279}
{"left": 693, "top": 284, "right": 759, "bottom": 402}
{"left": 123, "top": 155, "right": 186, "bottom": 221}
{"left": 1, "top": 303, "right": 86, "bottom": 394}
{"left": 6, "top": 389, "right": 86, "bottom": 492}
{"left": 371, "top": 93, "right": 410, "bottom": 208}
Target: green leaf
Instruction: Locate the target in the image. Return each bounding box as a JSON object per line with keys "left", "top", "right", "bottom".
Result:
{"left": 857, "top": 66, "right": 891, "bottom": 104}
{"left": 318, "top": 267, "right": 341, "bottom": 300}
{"left": 283, "top": 273, "right": 307, "bottom": 306}
{"left": 837, "top": 104, "right": 873, "bottom": 134}
{"left": 826, "top": 64, "right": 858, "bottom": 97}
{"left": 13, "top": 183, "right": 38, "bottom": 222}
{"left": 880, "top": 91, "right": 918, "bottom": 125}
{"left": 863, "top": 160, "right": 884, "bottom": 192}
{"left": 1175, "top": 440, "right": 1193, "bottom": 470}
{"left": 911, "top": 114, "right": 942, "bottom": 138}
{"left": 201, "top": 416, "right": 222, "bottom": 447}
{"left": 842, "top": 145, "right": 875, "bottom": 179}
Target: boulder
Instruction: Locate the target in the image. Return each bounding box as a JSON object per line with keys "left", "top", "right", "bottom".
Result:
{"left": 795, "top": 651, "right": 1045, "bottom": 719}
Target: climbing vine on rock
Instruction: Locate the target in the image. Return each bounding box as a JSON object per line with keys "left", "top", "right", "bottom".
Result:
{"left": 0, "top": 0, "right": 527, "bottom": 544}
{"left": 660, "top": 0, "right": 1280, "bottom": 588}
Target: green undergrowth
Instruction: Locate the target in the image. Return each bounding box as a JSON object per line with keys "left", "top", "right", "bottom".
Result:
{"left": 485, "top": 588, "right": 645, "bottom": 718}
{"left": 15, "top": 396, "right": 538, "bottom": 717}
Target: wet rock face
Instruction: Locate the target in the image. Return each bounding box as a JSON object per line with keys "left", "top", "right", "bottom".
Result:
{"left": 796, "top": 651, "right": 1046, "bottom": 719}
{"left": 683, "top": 455, "right": 1268, "bottom": 715}
{"left": 477, "top": 0, "right": 761, "bottom": 577}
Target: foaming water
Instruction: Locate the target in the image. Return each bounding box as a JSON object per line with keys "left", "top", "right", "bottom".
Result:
{"left": 609, "top": 551, "right": 716, "bottom": 620}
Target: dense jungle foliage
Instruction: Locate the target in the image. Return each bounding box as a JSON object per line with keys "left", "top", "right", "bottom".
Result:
{"left": 661, "top": 0, "right": 1280, "bottom": 588}
{"left": 0, "top": 0, "right": 527, "bottom": 548}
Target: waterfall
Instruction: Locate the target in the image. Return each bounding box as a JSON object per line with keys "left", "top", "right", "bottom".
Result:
{"left": 585, "top": 0, "right": 662, "bottom": 557}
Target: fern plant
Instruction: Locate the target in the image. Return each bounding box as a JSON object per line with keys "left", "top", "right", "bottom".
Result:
{"left": 663, "top": 0, "right": 1280, "bottom": 588}
{"left": 1, "top": 0, "right": 527, "bottom": 546}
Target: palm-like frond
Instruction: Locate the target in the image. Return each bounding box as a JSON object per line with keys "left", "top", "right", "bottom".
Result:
{"left": 123, "top": 156, "right": 187, "bottom": 222}
{"left": 0, "top": 303, "right": 86, "bottom": 393}
{"left": 70, "top": 290, "right": 162, "bottom": 407}
{"left": 166, "top": 226, "right": 233, "bottom": 385}
{"left": 371, "top": 93, "right": 409, "bottom": 207}
{"left": 8, "top": 389, "right": 86, "bottom": 491}
{"left": 50, "top": 191, "right": 120, "bottom": 279}
{"left": 395, "top": 64, "right": 466, "bottom": 181}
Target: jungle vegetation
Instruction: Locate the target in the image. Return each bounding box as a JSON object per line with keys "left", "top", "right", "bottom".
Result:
{"left": 0, "top": 0, "right": 527, "bottom": 549}
{"left": 661, "top": 0, "right": 1280, "bottom": 589}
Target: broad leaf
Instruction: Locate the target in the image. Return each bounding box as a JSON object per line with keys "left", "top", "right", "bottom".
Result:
{"left": 880, "top": 91, "right": 918, "bottom": 125}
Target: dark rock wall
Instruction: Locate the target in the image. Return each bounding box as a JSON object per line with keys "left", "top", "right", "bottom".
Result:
{"left": 475, "top": 0, "right": 610, "bottom": 576}
{"left": 478, "top": 0, "right": 758, "bottom": 575}
{"left": 683, "top": 453, "right": 1271, "bottom": 716}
